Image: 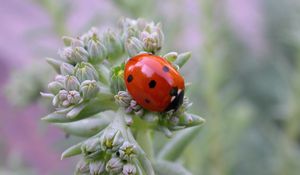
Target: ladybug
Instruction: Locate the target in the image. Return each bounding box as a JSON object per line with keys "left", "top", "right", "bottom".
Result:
{"left": 124, "top": 53, "right": 185, "bottom": 112}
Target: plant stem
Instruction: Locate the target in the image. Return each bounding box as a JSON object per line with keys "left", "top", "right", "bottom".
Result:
{"left": 136, "top": 128, "right": 154, "bottom": 161}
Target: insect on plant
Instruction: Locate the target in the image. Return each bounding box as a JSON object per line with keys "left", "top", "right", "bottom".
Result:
{"left": 41, "top": 18, "right": 205, "bottom": 175}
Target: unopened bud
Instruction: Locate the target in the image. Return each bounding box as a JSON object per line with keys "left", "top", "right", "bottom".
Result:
{"left": 73, "top": 47, "right": 89, "bottom": 62}
{"left": 48, "top": 81, "right": 63, "bottom": 94}
{"left": 122, "top": 164, "right": 137, "bottom": 175}
{"left": 65, "top": 75, "right": 80, "bottom": 91}
{"left": 118, "top": 141, "right": 137, "bottom": 161}
{"left": 101, "top": 129, "right": 124, "bottom": 152}
{"left": 58, "top": 90, "right": 68, "bottom": 101}
{"left": 60, "top": 62, "right": 74, "bottom": 75}
{"left": 74, "top": 62, "right": 98, "bottom": 82}
{"left": 115, "top": 91, "right": 132, "bottom": 107}
{"left": 89, "top": 161, "right": 105, "bottom": 175}
{"left": 125, "top": 37, "right": 144, "bottom": 57}
{"left": 81, "top": 137, "right": 101, "bottom": 157}
{"left": 75, "top": 159, "right": 90, "bottom": 174}
{"left": 106, "top": 157, "right": 123, "bottom": 174}
{"left": 87, "top": 39, "right": 107, "bottom": 63}
{"left": 80, "top": 80, "right": 99, "bottom": 100}
{"left": 110, "top": 65, "right": 126, "bottom": 94}
{"left": 103, "top": 30, "right": 123, "bottom": 60}
{"left": 67, "top": 90, "right": 81, "bottom": 104}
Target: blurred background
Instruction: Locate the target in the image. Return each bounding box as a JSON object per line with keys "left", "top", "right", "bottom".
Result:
{"left": 1, "top": 0, "right": 300, "bottom": 174}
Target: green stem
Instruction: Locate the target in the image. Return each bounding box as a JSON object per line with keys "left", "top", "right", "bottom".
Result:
{"left": 136, "top": 128, "right": 154, "bottom": 161}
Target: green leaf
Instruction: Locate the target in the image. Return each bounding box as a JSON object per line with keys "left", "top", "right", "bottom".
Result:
{"left": 154, "top": 160, "right": 192, "bottom": 175}
{"left": 66, "top": 103, "right": 87, "bottom": 119}
{"left": 46, "top": 57, "right": 62, "bottom": 73}
{"left": 174, "top": 52, "right": 191, "bottom": 68}
{"left": 182, "top": 113, "right": 206, "bottom": 128}
{"left": 61, "top": 142, "right": 82, "bottom": 159}
{"left": 54, "top": 112, "right": 114, "bottom": 137}
{"left": 62, "top": 36, "right": 73, "bottom": 46}
{"left": 157, "top": 127, "right": 203, "bottom": 161}
{"left": 41, "top": 112, "right": 66, "bottom": 122}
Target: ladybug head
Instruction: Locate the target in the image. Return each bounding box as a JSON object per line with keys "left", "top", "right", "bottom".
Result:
{"left": 164, "top": 88, "right": 185, "bottom": 112}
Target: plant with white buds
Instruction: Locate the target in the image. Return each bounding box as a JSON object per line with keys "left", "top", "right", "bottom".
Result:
{"left": 41, "top": 18, "right": 205, "bottom": 175}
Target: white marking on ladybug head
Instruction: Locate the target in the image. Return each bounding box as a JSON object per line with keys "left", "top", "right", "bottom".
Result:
{"left": 177, "top": 89, "right": 182, "bottom": 95}
{"left": 171, "top": 96, "right": 176, "bottom": 102}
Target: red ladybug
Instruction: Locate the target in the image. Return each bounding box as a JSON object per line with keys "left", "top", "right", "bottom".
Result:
{"left": 124, "top": 53, "right": 185, "bottom": 112}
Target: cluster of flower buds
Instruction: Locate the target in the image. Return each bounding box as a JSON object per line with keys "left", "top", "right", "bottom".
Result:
{"left": 121, "top": 18, "right": 164, "bottom": 56}
{"left": 41, "top": 18, "right": 204, "bottom": 175}
{"left": 42, "top": 61, "right": 100, "bottom": 118}
{"left": 115, "top": 91, "right": 144, "bottom": 117}
{"left": 75, "top": 122, "right": 138, "bottom": 175}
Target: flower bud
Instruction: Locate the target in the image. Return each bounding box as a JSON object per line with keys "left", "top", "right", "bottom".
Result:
{"left": 122, "top": 164, "right": 137, "bottom": 175}
{"left": 60, "top": 62, "right": 74, "bottom": 75}
{"left": 140, "top": 31, "right": 161, "bottom": 53}
{"left": 54, "top": 75, "right": 66, "bottom": 85}
{"left": 89, "top": 161, "right": 105, "bottom": 175}
{"left": 115, "top": 91, "right": 132, "bottom": 107}
{"left": 65, "top": 75, "right": 80, "bottom": 91}
{"left": 110, "top": 65, "right": 126, "bottom": 94}
{"left": 80, "top": 80, "right": 99, "bottom": 100}
{"left": 71, "top": 37, "right": 84, "bottom": 48}
{"left": 87, "top": 39, "right": 107, "bottom": 63}
{"left": 103, "top": 30, "right": 123, "bottom": 60}
{"left": 125, "top": 37, "right": 144, "bottom": 57}
{"left": 67, "top": 90, "right": 81, "bottom": 104}
{"left": 101, "top": 129, "right": 124, "bottom": 151}
{"left": 163, "top": 52, "right": 178, "bottom": 62}
{"left": 80, "top": 27, "right": 100, "bottom": 45}
{"left": 130, "top": 100, "right": 141, "bottom": 111}
{"left": 74, "top": 62, "right": 98, "bottom": 82}
{"left": 136, "top": 18, "right": 147, "bottom": 31}
{"left": 58, "top": 47, "right": 73, "bottom": 62}
{"left": 73, "top": 47, "right": 89, "bottom": 62}
{"left": 48, "top": 81, "right": 63, "bottom": 94}
{"left": 58, "top": 90, "right": 68, "bottom": 101}
{"left": 57, "top": 89, "right": 70, "bottom": 107}
{"left": 81, "top": 137, "right": 101, "bottom": 157}
{"left": 118, "top": 141, "right": 137, "bottom": 161}
{"left": 75, "top": 159, "right": 90, "bottom": 174}
{"left": 106, "top": 157, "right": 123, "bottom": 174}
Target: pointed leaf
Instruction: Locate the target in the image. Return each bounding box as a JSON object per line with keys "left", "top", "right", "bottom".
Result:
{"left": 66, "top": 103, "right": 87, "bottom": 119}
{"left": 41, "top": 112, "right": 66, "bottom": 122}
{"left": 174, "top": 52, "right": 191, "bottom": 68}
{"left": 61, "top": 142, "right": 83, "bottom": 159}
{"left": 157, "top": 127, "right": 203, "bottom": 161}
{"left": 54, "top": 112, "right": 113, "bottom": 137}
{"left": 154, "top": 160, "right": 192, "bottom": 175}
{"left": 46, "top": 57, "right": 62, "bottom": 73}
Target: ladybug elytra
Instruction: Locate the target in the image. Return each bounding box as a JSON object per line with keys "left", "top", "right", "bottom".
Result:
{"left": 124, "top": 53, "right": 185, "bottom": 112}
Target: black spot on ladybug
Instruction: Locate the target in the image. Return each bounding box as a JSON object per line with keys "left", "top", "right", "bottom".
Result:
{"left": 165, "top": 89, "right": 185, "bottom": 112}
{"left": 163, "top": 66, "right": 169, "bottom": 72}
{"left": 148, "top": 80, "right": 156, "bottom": 88}
{"left": 145, "top": 99, "right": 150, "bottom": 103}
{"left": 127, "top": 75, "right": 133, "bottom": 83}
{"left": 169, "top": 87, "right": 178, "bottom": 96}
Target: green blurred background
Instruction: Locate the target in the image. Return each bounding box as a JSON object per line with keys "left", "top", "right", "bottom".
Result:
{"left": 1, "top": 0, "right": 300, "bottom": 174}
